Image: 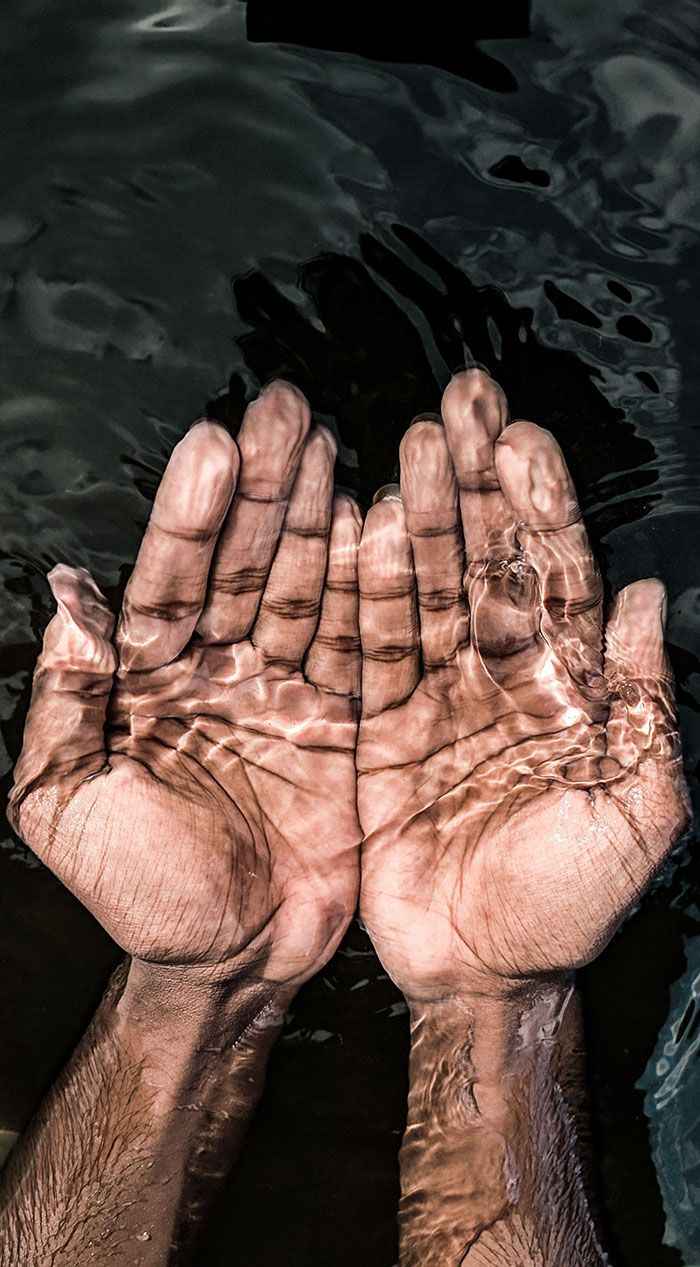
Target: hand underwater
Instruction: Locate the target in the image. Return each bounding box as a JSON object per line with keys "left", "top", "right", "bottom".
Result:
{"left": 358, "top": 367, "right": 689, "bottom": 999}
{"left": 8, "top": 382, "right": 362, "bottom": 990}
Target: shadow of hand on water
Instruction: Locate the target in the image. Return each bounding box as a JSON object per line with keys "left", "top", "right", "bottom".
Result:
{"left": 210, "top": 224, "right": 658, "bottom": 540}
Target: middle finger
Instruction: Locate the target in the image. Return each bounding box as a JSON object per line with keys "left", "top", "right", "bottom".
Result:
{"left": 440, "top": 368, "right": 517, "bottom": 573}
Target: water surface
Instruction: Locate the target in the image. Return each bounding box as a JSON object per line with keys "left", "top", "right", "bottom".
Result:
{"left": 1, "top": 1, "right": 700, "bottom": 1262}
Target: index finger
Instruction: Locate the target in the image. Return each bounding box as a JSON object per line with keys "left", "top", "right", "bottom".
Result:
{"left": 116, "top": 421, "right": 238, "bottom": 672}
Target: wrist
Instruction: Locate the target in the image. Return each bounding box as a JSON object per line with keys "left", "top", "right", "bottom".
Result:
{"left": 114, "top": 958, "right": 295, "bottom": 1103}
{"left": 399, "top": 979, "right": 604, "bottom": 1266}
{"left": 403, "top": 982, "right": 574, "bottom": 1156}
{"left": 405, "top": 974, "right": 575, "bottom": 1068}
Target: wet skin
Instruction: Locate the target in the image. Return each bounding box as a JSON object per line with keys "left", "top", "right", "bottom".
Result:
{"left": 358, "top": 369, "right": 689, "bottom": 997}
{"left": 2, "top": 370, "right": 689, "bottom": 1265}
{"left": 1, "top": 382, "right": 365, "bottom": 1266}
{"left": 356, "top": 368, "right": 690, "bottom": 1264}
{"left": 8, "top": 382, "right": 363, "bottom": 989}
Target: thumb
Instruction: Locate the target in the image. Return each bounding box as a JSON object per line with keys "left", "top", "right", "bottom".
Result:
{"left": 604, "top": 578, "right": 689, "bottom": 841}
{"left": 605, "top": 577, "right": 668, "bottom": 683}
{"left": 8, "top": 565, "right": 116, "bottom": 848}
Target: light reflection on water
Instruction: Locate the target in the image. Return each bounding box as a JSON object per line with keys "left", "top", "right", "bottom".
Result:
{"left": 1, "top": 0, "right": 699, "bottom": 1262}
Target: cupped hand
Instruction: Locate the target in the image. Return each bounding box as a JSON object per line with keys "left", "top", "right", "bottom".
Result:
{"left": 357, "top": 369, "right": 689, "bottom": 1000}
{"left": 8, "top": 383, "right": 362, "bottom": 988}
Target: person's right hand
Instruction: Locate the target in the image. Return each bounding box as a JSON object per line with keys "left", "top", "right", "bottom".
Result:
{"left": 357, "top": 368, "right": 689, "bottom": 1001}
{"left": 8, "top": 382, "right": 362, "bottom": 989}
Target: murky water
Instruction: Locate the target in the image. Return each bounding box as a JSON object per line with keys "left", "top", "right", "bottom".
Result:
{"left": 1, "top": 0, "right": 700, "bottom": 1262}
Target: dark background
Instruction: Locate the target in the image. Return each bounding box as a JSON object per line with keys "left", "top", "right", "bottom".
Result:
{"left": 1, "top": 0, "right": 699, "bottom": 1262}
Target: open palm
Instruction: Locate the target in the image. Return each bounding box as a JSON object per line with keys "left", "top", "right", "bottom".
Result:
{"left": 9, "top": 384, "right": 362, "bottom": 988}
{"left": 358, "top": 370, "right": 689, "bottom": 1000}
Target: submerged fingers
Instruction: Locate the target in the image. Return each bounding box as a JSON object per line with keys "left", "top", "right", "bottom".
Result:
{"left": 197, "top": 381, "right": 311, "bottom": 645}
{"left": 495, "top": 421, "right": 604, "bottom": 686}
{"left": 359, "top": 496, "right": 420, "bottom": 717}
{"left": 305, "top": 493, "right": 362, "bottom": 699}
{"left": 252, "top": 425, "right": 336, "bottom": 665}
{"left": 117, "top": 421, "right": 239, "bottom": 672}
{"left": 441, "top": 369, "right": 516, "bottom": 568}
{"left": 604, "top": 579, "right": 689, "bottom": 844}
{"left": 400, "top": 419, "right": 469, "bottom": 674}
{"left": 9, "top": 566, "right": 117, "bottom": 846}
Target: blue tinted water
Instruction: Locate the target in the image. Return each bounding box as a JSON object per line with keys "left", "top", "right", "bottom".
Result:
{"left": 1, "top": 1, "right": 699, "bottom": 1262}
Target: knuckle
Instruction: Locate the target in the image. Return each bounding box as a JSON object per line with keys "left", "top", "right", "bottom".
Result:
{"left": 123, "top": 596, "right": 201, "bottom": 624}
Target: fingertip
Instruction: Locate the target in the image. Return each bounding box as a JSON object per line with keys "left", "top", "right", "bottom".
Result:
{"left": 493, "top": 421, "right": 533, "bottom": 495}
{"left": 610, "top": 577, "right": 667, "bottom": 629}
{"left": 441, "top": 367, "right": 509, "bottom": 440}
{"left": 359, "top": 499, "right": 413, "bottom": 602}
{"left": 494, "top": 421, "right": 579, "bottom": 529}
{"left": 606, "top": 578, "right": 670, "bottom": 684}
{"left": 43, "top": 573, "right": 117, "bottom": 672}
{"left": 183, "top": 418, "right": 240, "bottom": 466}
{"left": 47, "top": 563, "right": 86, "bottom": 602}
{"left": 47, "top": 565, "right": 113, "bottom": 626}
{"left": 372, "top": 483, "right": 402, "bottom": 505}
{"left": 304, "top": 422, "right": 338, "bottom": 468}
{"left": 495, "top": 418, "right": 554, "bottom": 456}
{"left": 238, "top": 380, "right": 312, "bottom": 492}
{"left": 163, "top": 421, "right": 239, "bottom": 533}
{"left": 330, "top": 492, "right": 363, "bottom": 546}
{"left": 254, "top": 379, "right": 312, "bottom": 434}
{"left": 626, "top": 576, "right": 667, "bottom": 615}
{"left": 260, "top": 377, "right": 311, "bottom": 410}
{"left": 409, "top": 410, "right": 442, "bottom": 425}
{"left": 400, "top": 417, "right": 450, "bottom": 475}
{"left": 362, "top": 493, "right": 409, "bottom": 545}
{"left": 332, "top": 489, "right": 362, "bottom": 525}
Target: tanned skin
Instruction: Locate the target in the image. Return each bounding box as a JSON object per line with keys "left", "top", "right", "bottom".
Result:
{"left": 0, "top": 369, "right": 688, "bottom": 1266}
{"left": 0, "top": 382, "right": 362, "bottom": 1265}
{"left": 357, "top": 369, "right": 689, "bottom": 1265}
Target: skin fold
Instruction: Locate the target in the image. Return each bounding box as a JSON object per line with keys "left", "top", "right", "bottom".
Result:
{"left": 356, "top": 368, "right": 689, "bottom": 1264}
{"left": 0, "top": 369, "right": 689, "bottom": 1265}
{"left": 0, "top": 382, "right": 363, "bottom": 1264}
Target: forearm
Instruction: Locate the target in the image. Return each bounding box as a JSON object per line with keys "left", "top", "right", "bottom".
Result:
{"left": 0, "top": 958, "right": 291, "bottom": 1266}
{"left": 399, "top": 982, "right": 608, "bottom": 1267}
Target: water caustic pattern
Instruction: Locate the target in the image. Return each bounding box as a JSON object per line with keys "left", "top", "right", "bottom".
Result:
{"left": 1, "top": 0, "right": 700, "bottom": 1263}
{"left": 8, "top": 387, "right": 362, "bottom": 988}
{"left": 358, "top": 372, "right": 687, "bottom": 1005}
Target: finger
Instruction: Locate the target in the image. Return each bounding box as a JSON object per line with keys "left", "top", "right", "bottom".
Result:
{"left": 359, "top": 495, "right": 420, "bottom": 717}
{"left": 495, "top": 420, "right": 604, "bottom": 688}
{"left": 605, "top": 579, "right": 669, "bottom": 682}
{"left": 197, "top": 381, "right": 311, "bottom": 644}
{"left": 399, "top": 419, "right": 469, "bottom": 673}
{"left": 440, "top": 368, "right": 516, "bottom": 569}
{"left": 8, "top": 566, "right": 116, "bottom": 846}
{"left": 305, "top": 493, "right": 362, "bottom": 699}
{"left": 604, "top": 580, "right": 689, "bottom": 860}
{"left": 440, "top": 371, "right": 535, "bottom": 680}
{"left": 605, "top": 580, "right": 684, "bottom": 774}
{"left": 117, "top": 421, "right": 238, "bottom": 672}
{"left": 252, "top": 426, "right": 336, "bottom": 665}
{"left": 467, "top": 555, "right": 543, "bottom": 684}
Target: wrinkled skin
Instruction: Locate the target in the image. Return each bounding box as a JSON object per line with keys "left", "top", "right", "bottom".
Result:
{"left": 8, "top": 383, "right": 362, "bottom": 987}
{"left": 358, "top": 369, "right": 690, "bottom": 999}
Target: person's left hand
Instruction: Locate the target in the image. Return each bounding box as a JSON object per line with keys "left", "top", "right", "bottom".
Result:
{"left": 357, "top": 369, "right": 689, "bottom": 1001}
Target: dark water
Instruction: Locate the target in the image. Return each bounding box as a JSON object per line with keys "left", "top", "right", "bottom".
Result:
{"left": 1, "top": 0, "right": 700, "bottom": 1261}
